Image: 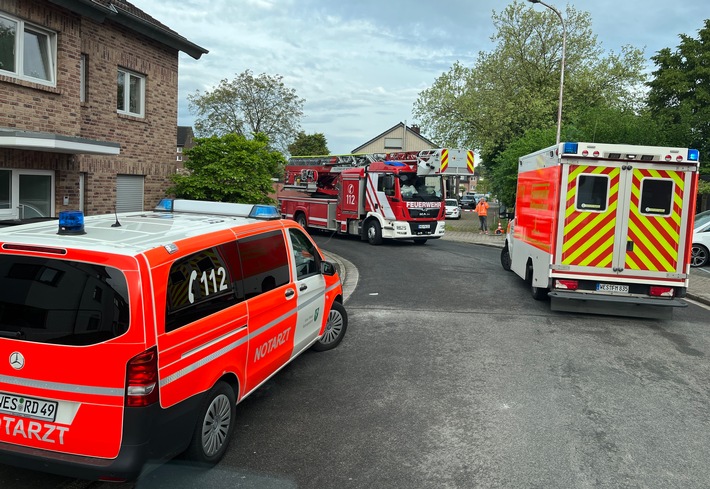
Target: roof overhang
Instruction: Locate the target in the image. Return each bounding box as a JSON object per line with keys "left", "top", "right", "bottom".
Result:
{"left": 48, "top": 0, "right": 208, "bottom": 60}
{"left": 0, "top": 129, "right": 120, "bottom": 155}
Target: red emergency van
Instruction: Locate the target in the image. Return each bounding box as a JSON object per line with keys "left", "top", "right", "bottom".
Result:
{"left": 0, "top": 199, "right": 347, "bottom": 481}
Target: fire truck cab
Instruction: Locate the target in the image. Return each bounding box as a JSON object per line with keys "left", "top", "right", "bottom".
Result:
{"left": 0, "top": 200, "right": 347, "bottom": 481}
{"left": 279, "top": 149, "right": 474, "bottom": 245}
{"left": 502, "top": 141, "right": 700, "bottom": 318}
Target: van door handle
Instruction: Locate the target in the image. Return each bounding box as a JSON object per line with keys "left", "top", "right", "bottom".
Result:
{"left": 299, "top": 284, "right": 308, "bottom": 291}
{"left": 285, "top": 288, "right": 295, "bottom": 299}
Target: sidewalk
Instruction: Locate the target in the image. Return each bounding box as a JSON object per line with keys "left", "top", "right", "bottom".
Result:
{"left": 442, "top": 230, "right": 710, "bottom": 307}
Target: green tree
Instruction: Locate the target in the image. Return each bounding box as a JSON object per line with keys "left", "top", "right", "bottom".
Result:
{"left": 490, "top": 127, "right": 556, "bottom": 208}
{"left": 288, "top": 132, "right": 329, "bottom": 156}
{"left": 169, "top": 133, "right": 285, "bottom": 204}
{"left": 647, "top": 19, "right": 710, "bottom": 177}
{"left": 413, "top": 1, "right": 646, "bottom": 193}
{"left": 188, "top": 70, "right": 305, "bottom": 152}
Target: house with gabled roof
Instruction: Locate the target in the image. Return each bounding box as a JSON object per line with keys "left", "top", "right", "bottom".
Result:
{"left": 351, "top": 122, "right": 437, "bottom": 154}
{"left": 0, "top": 0, "right": 207, "bottom": 220}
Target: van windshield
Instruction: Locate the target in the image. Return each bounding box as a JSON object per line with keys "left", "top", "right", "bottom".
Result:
{"left": 0, "top": 256, "right": 130, "bottom": 345}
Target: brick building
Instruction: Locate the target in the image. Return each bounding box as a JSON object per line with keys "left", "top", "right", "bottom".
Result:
{"left": 0, "top": 0, "right": 207, "bottom": 220}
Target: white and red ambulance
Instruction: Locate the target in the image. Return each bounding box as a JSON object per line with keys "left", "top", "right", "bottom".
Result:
{"left": 502, "top": 142, "right": 700, "bottom": 318}
{"left": 0, "top": 199, "right": 347, "bottom": 481}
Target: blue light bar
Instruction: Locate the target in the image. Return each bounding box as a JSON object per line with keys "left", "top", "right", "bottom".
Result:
{"left": 57, "top": 211, "right": 86, "bottom": 235}
{"left": 155, "top": 198, "right": 174, "bottom": 211}
{"left": 249, "top": 205, "right": 281, "bottom": 220}
{"left": 688, "top": 149, "right": 700, "bottom": 162}
{"left": 562, "top": 142, "right": 579, "bottom": 155}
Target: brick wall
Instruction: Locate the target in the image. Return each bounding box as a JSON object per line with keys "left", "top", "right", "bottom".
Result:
{"left": 0, "top": 0, "right": 182, "bottom": 216}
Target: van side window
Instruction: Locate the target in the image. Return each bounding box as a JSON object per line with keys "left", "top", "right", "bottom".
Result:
{"left": 576, "top": 174, "right": 608, "bottom": 212}
{"left": 640, "top": 178, "right": 673, "bottom": 216}
{"left": 165, "top": 241, "right": 242, "bottom": 332}
{"left": 238, "top": 230, "right": 290, "bottom": 298}
{"left": 289, "top": 228, "right": 320, "bottom": 280}
{"left": 0, "top": 256, "right": 129, "bottom": 345}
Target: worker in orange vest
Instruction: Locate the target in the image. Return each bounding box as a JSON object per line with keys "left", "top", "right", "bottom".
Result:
{"left": 475, "top": 197, "right": 489, "bottom": 235}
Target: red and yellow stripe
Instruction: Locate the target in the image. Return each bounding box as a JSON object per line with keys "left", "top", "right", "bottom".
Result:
{"left": 561, "top": 165, "right": 619, "bottom": 267}
{"left": 440, "top": 149, "right": 449, "bottom": 172}
{"left": 467, "top": 150, "right": 474, "bottom": 173}
{"left": 625, "top": 169, "right": 683, "bottom": 272}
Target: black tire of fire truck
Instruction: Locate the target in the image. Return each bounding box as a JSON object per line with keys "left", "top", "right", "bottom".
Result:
{"left": 365, "top": 219, "right": 383, "bottom": 245}
{"left": 500, "top": 245, "right": 512, "bottom": 271}
{"left": 526, "top": 262, "right": 549, "bottom": 301}
{"left": 413, "top": 238, "right": 428, "bottom": 245}
{"left": 184, "top": 380, "right": 237, "bottom": 466}
{"left": 312, "top": 301, "right": 348, "bottom": 352}
{"left": 295, "top": 212, "right": 308, "bottom": 230}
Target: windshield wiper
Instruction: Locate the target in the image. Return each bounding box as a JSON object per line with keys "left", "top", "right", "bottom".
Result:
{"left": 0, "top": 330, "right": 25, "bottom": 339}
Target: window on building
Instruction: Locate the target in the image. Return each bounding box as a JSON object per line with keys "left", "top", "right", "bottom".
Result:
{"left": 0, "top": 13, "right": 56, "bottom": 85}
{"left": 80, "top": 54, "right": 87, "bottom": 102}
{"left": 0, "top": 169, "right": 10, "bottom": 210}
{"left": 177, "top": 147, "right": 183, "bottom": 153}
{"left": 117, "top": 68, "right": 145, "bottom": 117}
{"left": 384, "top": 137, "right": 403, "bottom": 149}
{"left": 176, "top": 155, "right": 182, "bottom": 161}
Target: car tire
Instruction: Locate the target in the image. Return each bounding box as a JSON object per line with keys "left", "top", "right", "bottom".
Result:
{"left": 501, "top": 246, "right": 512, "bottom": 271}
{"left": 295, "top": 213, "right": 308, "bottom": 230}
{"left": 366, "top": 220, "right": 383, "bottom": 245}
{"left": 691, "top": 244, "right": 709, "bottom": 267}
{"left": 312, "top": 301, "right": 348, "bottom": 352}
{"left": 184, "top": 381, "right": 236, "bottom": 466}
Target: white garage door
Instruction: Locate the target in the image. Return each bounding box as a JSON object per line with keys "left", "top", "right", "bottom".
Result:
{"left": 116, "top": 174, "right": 144, "bottom": 212}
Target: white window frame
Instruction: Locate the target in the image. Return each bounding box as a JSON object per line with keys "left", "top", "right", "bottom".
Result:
{"left": 384, "top": 137, "right": 403, "bottom": 149}
{"left": 80, "top": 53, "right": 87, "bottom": 102}
{"left": 0, "top": 12, "right": 57, "bottom": 86}
{"left": 117, "top": 67, "right": 145, "bottom": 118}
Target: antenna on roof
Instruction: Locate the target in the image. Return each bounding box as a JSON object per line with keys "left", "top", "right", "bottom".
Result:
{"left": 111, "top": 208, "right": 121, "bottom": 227}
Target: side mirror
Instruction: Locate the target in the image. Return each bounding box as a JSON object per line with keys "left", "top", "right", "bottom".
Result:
{"left": 321, "top": 260, "right": 338, "bottom": 276}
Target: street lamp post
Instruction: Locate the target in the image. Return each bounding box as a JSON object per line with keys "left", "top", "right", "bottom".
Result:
{"left": 528, "top": 0, "right": 566, "bottom": 147}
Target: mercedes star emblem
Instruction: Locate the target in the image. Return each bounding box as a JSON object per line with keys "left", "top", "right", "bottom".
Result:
{"left": 9, "top": 352, "right": 25, "bottom": 370}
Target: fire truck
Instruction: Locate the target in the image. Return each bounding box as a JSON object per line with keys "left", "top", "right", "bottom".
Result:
{"left": 278, "top": 149, "right": 474, "bottom": 245}
{"left": 500, "top": 141, "right": 700, "bottom": 318}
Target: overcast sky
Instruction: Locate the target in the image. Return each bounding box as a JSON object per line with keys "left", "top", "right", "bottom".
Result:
{"left": 133, "top": 0, "right": 708, "bottom": 154}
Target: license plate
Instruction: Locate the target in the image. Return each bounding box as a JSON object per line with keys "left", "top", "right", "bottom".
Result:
{"left": 419, "top": 224, "right": 431, "bottom": 229}
{"left": 0, "top": 392, "right": 58, "bottom": 422}
{"left": 596, "top": 283, "right": 629, "bottom": 293}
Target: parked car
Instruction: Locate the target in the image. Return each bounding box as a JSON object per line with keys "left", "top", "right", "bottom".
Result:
{"left": 445, "top": 199, "right": 461, "bottom": 219}
{"left": 459, "top": 194, "right": 477, "bottom": 209}
{"left": 691, "top": 209, "right": 710, "bottom": 267}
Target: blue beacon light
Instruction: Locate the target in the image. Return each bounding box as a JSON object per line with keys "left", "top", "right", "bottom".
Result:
{"left": 58, "top": 211, "right": 86, "bottom": 235}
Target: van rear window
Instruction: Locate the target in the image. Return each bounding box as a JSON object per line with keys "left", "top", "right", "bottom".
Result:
{"left": 0, "top": 256, "right": 130, "bottom": 345}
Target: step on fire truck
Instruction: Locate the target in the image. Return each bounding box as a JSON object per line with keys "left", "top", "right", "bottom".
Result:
{"left": 278, "top": 149, "right": 474, "bottom": 245}
{"left": 500, "top": 141, "right": 700, "bottom": 319}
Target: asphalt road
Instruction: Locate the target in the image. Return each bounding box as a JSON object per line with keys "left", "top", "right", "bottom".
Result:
{"left": 2, "top": 233, "right": 710, "bottom": 488}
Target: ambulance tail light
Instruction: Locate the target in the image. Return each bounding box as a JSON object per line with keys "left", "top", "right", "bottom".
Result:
{"left": 649, "top": 286, "right": 674, "bottom": 298}
{"left": 126, "top": 347, "right": 159, "bottom": 407}
{"left": 555, "top": 279, "right": 579, "bottom": 290}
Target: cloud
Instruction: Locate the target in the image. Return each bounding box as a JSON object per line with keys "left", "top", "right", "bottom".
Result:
{"left": 135, "top": 0, "right": 709, "bottom": 153}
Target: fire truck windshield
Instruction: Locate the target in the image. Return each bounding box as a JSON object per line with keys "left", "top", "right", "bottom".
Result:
{"left": 399, "top": 174, "right": 442, "bottom": 202}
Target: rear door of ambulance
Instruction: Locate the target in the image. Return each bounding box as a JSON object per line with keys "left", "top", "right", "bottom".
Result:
{"left": 554, "top": 156, "right": 696, "bottom": 284}
{"left": 0, "top": 247, "right": 146, "bottom": 461}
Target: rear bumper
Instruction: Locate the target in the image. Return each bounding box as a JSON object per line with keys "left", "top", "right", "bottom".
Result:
{"left": 549, "top": 290, "right": 688, "bottom": 319}
{"left": 0, "top": 394, "right": 203, "bottom": 481}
